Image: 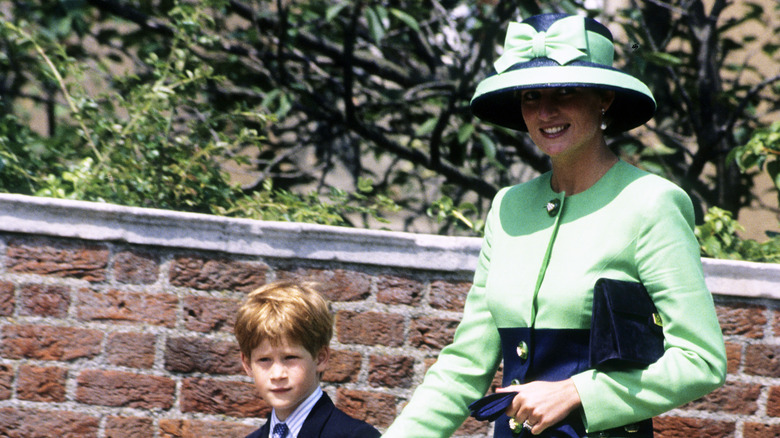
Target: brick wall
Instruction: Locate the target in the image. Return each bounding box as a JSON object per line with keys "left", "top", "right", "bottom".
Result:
{"left": 0, "top": 193, "right": 778, "bottom": 438}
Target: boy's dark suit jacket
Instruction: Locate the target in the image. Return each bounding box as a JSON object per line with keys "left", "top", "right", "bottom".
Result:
{"left": 245, "top": 392, "right": 381, "bottom": 438}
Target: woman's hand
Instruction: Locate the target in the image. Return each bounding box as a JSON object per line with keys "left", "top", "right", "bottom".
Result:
{"left": 496, "top": 378, "right": 582, "bottom": 435}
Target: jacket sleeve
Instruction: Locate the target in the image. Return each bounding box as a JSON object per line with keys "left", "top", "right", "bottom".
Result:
{"left": 382, "top": 193, "right": 505, "bottom": 438}
{"left": 571, "top": 185, "right": 727, "bottom": 432}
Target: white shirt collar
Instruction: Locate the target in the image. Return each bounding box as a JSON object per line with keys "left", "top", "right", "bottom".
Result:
{"left": 269, "top": 386, "right": 323, "bottom": 438}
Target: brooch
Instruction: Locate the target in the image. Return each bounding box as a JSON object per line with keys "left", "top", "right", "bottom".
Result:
{"left": 545, "top": 198, "right": 561, "bottom": 216}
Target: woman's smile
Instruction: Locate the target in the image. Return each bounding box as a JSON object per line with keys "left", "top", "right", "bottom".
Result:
{"left": 540, "top": 124, "right": 569, "bottom": 136}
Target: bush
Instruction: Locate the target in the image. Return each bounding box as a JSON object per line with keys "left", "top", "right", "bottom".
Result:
{"left": 0, "top": 6, "right": 397, "bottom": 227}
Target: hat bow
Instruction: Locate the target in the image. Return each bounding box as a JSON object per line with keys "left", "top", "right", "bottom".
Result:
{"left": 494, "top": 15, "right": 589, "bottom": 73}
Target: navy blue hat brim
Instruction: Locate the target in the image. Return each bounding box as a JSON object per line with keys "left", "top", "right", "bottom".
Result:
{"left": 470, "top": 61, "right": 656, "bottom": 134}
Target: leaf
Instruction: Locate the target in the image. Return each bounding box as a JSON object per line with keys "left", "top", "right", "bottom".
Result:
{"left": 357, "top": 176, "right": 374, "bottom": 193}
{"left": 415, "top": 117, "right": 437, "bottom": 136}
{"left": 457, "top": 123, "right": 474, "bottom": 144}
{"left": 641, "top": 142, "right": 677, "bottom": 156}
{"left": 767, "top": 158, "right": 780, "bottom": 191}
{"left": 644, "top": 51, "right": 683, "bottom": 67}
{"left": 364, "top": 7, "right": 385, "bottom": 44}
{"left": 389, "top": 8, "right": 421, "bottom": 33}
{"left": 326, "top": 3, "right": 348, "bottom": 22}
{"left": 478, "top": 133, "right": 496, "bottom": 160}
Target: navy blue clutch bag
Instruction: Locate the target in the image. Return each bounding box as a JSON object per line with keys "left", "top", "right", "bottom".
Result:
{"left": 589, "top": 278, "right": 664, "bottom": 367}
{"left": 469, "top": 279, "right": 664, "bottom": 423}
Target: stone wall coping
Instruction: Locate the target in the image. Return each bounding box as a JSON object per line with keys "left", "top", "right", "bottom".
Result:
{"left": 2, "top": 193, "right": 779, "bottom": 298}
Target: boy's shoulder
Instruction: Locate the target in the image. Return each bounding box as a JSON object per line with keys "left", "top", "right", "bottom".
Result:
{"left": 243, "top": 392, "right": 381, "bottom": 438}
{"left": 327, "top": 407, "right": 381, "bottom": 437}
{"left": 309, "top": 392, "right": 381, "bottom": 438}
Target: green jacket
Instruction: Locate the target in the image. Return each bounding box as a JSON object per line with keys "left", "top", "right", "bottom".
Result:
{"left": 383, "top": 161, "right": 726, "bottom": 437}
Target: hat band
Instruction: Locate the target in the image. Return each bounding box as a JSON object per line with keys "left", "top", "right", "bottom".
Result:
{"left": 494, "top": 16, "right": 614, "bottom": 73}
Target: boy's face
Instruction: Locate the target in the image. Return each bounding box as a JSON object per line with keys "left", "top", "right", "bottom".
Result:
{"left": 241, "top": 337, "right": 329, "bottom": 421}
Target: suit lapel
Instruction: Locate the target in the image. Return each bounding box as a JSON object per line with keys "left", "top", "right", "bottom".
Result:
{"left": 298, "top": 392, "right": 335, "bottom": 437}
{"left": 255, "top": 413, "right": 271, "bottom": 438}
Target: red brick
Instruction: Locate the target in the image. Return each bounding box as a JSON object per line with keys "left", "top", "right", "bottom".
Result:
{"left": 0, "top": 407, "right": 99, "bottom": 437}
{"left": 159, "top": 419, "right": 257, "bottom": 438}
{"left": 182, "top": 295, "right": 240, "bottom": 333}
{"left": 716, "top": 302, "right": 767, "bottom": 338}
{"left": 744, "top": 343, "right": 780, "bottom": 377}
{"left": 769, "top": 386, "right": 780, "bottom": 417}
{"left": 725, "top": 341, "right": 741, "bottom": 374}
{"left": 376, "top": 275, "right": 423, "bottom": 305}
{"left": 164, "top": 337, "right": 243, "bottom": 375}
{"left": 429, "top": 280, "right": 470, "bottom": 311}
{"left": 0, "top": 282, "right": 14, "bottom": 316}
{"left": 105, "top": 417, "right": 155, "bottom": 438}
{"left": 17, "top": 365, "right": 67, "bottom": 402}
{"left": 76, "top": 369, "right": 175, "bottom": 409}
{"left": 323, "top": 349, "right": 362, "bottom": 383}
{"left": 114, "top": 250, "right": 159, "bottom": 284}
{"left": 19, "top": 283, "right": 70, "bottom": 317}
{"left": 683, "top": 381, "right": 761, "bottom": 414}
{"left": 336, "top": 311, "right": 405, "bottom": 347}
{"left": 336, "top": 388, "right": 396, "bottom": 428}
{"left": 170, "top": 255, "right": 267, "bottom": 292}
{"left": 6, "top": 238, "right": 108, "bottom": 282}
{"left": 277, "top": 267, "right": 371, "bottom": 301}
{"left": 369, "top": 355, "right": 415, "bottom": 388}
{"left": 106, "top": 332, "right": 157, "bottom": 368}
{"left": 180, "top": 377, "right": 269, "bottom": 417}
{"left": 76, "top": 288, "right": 177, "bottom": 327}
{"left": 0, "top": 324, "right": 102, "bottom": 360}
{"left": 0, "top": 364, "right": 12, "bottom": 400}
{"left": 654, "top": 416, "right": 735, "bottom": 438}
{"left": 744, "top": 422, "right": 780, "bottom": 438}
{"left": 775, "top": 309, "right": 780, "bottom": 337}
{"left": 409, "top": 316, "right": 460, "bottom": 350}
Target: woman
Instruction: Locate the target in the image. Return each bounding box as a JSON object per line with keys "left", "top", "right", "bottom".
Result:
{"left": 382, "top": 13, "right": 726, "bottom": 438}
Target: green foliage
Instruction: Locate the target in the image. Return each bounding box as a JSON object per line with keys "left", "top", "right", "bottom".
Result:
{"left": 695, "top": 206, "right": 780, "bottom": 263}
{"left": 427, "top": 195, "right": 484, "bottom": 236}
{"left": 728, "top": 121, "right": 780, "bottom": 205}
{"left": 699, "top": 120, "right": 780, "bottom": 262}
{"left": 1, "top": 10, "right": 242, "bottom": 213}
{"left": 216, "top": 178, "right": 400, "bottom": 226}
{"left": 0, "top": 2, "right": 398, "bottom": 226}
{"left": 0, "top": 114, "right": 50, "bottom": 195}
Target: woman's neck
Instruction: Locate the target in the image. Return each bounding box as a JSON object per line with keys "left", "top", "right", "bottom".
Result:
{"left": 550, "top": 146, "right": 619, "bottom": 195}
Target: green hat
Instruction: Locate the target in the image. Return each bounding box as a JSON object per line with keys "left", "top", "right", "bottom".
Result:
{"left": 470, "top": 13, "right": 656, "bottom": 134}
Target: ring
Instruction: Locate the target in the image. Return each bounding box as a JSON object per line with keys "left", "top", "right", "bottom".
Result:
{"left": 522, "top": 420, "right": 534, "bottom": 430}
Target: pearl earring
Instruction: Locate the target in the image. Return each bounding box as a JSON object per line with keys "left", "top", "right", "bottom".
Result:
{"left": 600, "top": 108, "right": 608, "bottom": 131}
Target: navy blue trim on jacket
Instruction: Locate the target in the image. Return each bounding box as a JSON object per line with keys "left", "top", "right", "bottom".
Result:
{"left": 495, "top": 328, "right": 652, "bottom": 438}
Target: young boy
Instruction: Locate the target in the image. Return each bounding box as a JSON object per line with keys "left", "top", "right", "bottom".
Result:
{"left": 234, "top": 280, "right": 381, "bottom": 438}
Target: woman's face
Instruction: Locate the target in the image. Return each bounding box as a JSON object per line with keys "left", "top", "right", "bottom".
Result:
{"left": 520, "top": 87, "right": 614, "bottom": 161}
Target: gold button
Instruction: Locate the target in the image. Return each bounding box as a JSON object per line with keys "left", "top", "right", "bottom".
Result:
{"left": 545, "top": 198, "right": 561, "bottom": 216}
{"left": 516, "top": 341, "right": 528, "bottom": 360}
{"left": 508, "top": 417, "right": 523, "bottom": 433}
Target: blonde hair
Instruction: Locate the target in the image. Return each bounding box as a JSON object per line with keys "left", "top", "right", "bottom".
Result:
{"left": 234, "top": 280, "right": 333, "bottom": 360}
